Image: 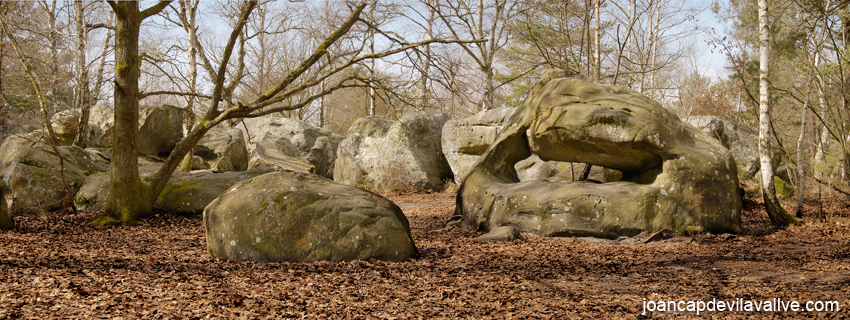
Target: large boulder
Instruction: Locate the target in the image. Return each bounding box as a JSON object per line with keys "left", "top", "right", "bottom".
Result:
{"left": 204, "top": 171, "right": 417, "bottom": 262}
{"left": 75, "top": 167, "right": 274, "bottom": 215}
{"left": 456, "top": 71, "right": 742, "bottom": 239}
{"left": 240, "top": 117, "right": 342, "bottom": 178}
{"left": 0, "top": 181, "right": 12, "bottom": 230}
{"left": 441, "top": 107, "right": 516, "bottom": 183}
{"left": 685, "top": 115, "right": 781, "bottom": 180}
{"left": 89, "top": 104, "right": 114, "bottom": 132}
{"left": 138, "top": 105, "right": 185, "bottom": 156}
{"left": 247, "top": 133, "right": 315, "bottom": 174}
{"left": 49, "top": 109, "right": 102, "bottom": 146}
{"left": 99, "top": 104, "right": 184, "bottom": 155}
{"left": 334, "top": 113, "right": 453, "bottom": 193}
{"left": 0, "top": 135, "right": 110, "bottom": 214}
{"left": 197, "top": 127, "right": 249, "bottom": 172}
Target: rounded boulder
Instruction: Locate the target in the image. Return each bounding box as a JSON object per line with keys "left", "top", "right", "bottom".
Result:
{"left": 204, "top": 172, "right": 416, "bottom": 262}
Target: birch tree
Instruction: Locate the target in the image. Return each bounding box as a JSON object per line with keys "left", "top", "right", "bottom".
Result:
{"left": 757, "top": 0, "right": 795, "bottom": 226}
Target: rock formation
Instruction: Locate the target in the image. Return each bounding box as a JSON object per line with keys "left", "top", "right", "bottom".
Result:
{"left": 456, "top": 71, "right": 742, "bottom": 239}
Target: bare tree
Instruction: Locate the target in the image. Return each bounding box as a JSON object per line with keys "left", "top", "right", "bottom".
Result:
{"left": 428, "top": 0, "right": 519, "bottom": 112}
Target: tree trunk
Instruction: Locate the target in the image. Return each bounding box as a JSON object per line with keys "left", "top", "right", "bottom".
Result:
{"left": 757, "top": 0, "right": 794, "bottom": 227}
{"left": 482, "top": 65, "right": 494, "bottom": 112}
{"left": 178, "top": 0, "right": 198, "bottom": 172}
{"left": 419, "top": 1, "right": 434, "bottom": 109}
{"left": 369, "top": 1, "right": 377, "bottom": 116}
{"left": 107, "top": 1, "right": 155, "bottom": 225}
{"left": 593, "top": 0, "right": 601, "bottom": 81}
{"left": 73, "top": 0, "right": 91, "bottom": 148}
{"left": 90, "top": 14, "right": 112, "bottom": 107}
{"left": 47, "top": 0, "right": 59, "bottom": 117}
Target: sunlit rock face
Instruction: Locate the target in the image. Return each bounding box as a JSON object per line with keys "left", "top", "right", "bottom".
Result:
{"left": 456, "top": 71, "right": 742, "bottom": 239}
{"left": 334, "top": 112, "right": 453, "bottom": 193}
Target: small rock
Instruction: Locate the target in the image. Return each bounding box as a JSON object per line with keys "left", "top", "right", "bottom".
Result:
{"left": 473, "top": 226, "right": 522, "bottom": 242}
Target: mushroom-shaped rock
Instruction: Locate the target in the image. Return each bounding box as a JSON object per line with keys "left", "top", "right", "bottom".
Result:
{"left": 456, "top": 71, "right": 742, "bottom": 238}
{"left": 204, "top": 172, "right": 416, "bottom": 262}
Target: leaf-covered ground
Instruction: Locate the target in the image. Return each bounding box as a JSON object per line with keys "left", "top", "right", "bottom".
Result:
{"left": 1, "top": 189, "right": 848, "bottom": 319}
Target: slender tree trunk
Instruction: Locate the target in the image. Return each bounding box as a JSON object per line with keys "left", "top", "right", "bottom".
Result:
{"left": 108, "top": 1, "right": 155, "bottom": 224}
{"left": 369, "top": 0, "right": 377, "bottom": 116}
{"left": 593, "top": 0, "right": 601, "bottom": 81}
{"left": 178, "top": 0, "right": 198, "bottom": 172}
{"left": 757, "top": 0, "right": 794, "bottom": 227}
{"left": 90, "top": 14, "right": 112, "bottom": 107}
{"left": 319, "top": 79, "right": 325, "bottom": 128}
{"left": 73, "top": 0, "right": 91, "bottom": 148}
{"left": 419, "top": 1, "right": 434, "bottom": 109}
{"left": 47, "top": 0, "right": 59, "bottom": 116}
{"left": 796, "top": 53, "right": 816, "bottom": 217}
{"left": 369, "top": 28, "right": 376, "bottom": 116}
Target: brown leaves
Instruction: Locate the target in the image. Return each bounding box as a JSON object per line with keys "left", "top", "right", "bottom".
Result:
{"left": 0, "top": 192, "right": 849, "bottom": 318}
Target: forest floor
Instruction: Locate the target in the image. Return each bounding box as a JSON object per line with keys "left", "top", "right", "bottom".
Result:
{"left": 1, "top": 185, "right": 849, "bottom": 319}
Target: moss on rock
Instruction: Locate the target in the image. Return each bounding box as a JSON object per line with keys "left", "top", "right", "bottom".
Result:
{"left": 204, "top": 171, "right": 417, "bottom": 263}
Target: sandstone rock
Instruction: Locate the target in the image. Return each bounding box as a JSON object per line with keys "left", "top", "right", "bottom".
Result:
{"left": 138, "top": 105, "right": 185, "bottom": 156}
{"left": 515, "top": 154, "right": 562, "bottom": 181}
{"left": 75, "top": 167, "right": 274, "bottom": 215}
{"left": 48, "top": 109, "right": 104, "bottom": 146}
{"left": 685, "top": 115, "right": 781, "bottom": 180}
{"left": 441, "top": 107, "right": 516, "bottom": 183}
{"left": 247, "top": 133, "right": 315, "bottom": 174}
{"left": 347, "top": 116, "right": 394, "bottom": 138}
{"left": 89, "top": 104, "right": 114, "bottom": 132}
{"left": 334, "top": 112, "right": 453, "bottom": 193}
{"left": 240, "top": 117, "right": 342, "bottom": 178}
{"left": 0, "top": 135, "right": 110, "bottom": 214}
{"left": 204, "top": 171, "right": 416, "bottom": 262}
{"left": 65, "top": 152, "right": 167, "bottom": 212}
{"left": 191, "top": 155, "right": 210, "bottom": 170}
{"left": 99, "top": 104, "right": 184, "bottom": 153}
{"left": 197, "top": 127, "right": 248, "bottom": 172}
{"left": 156, "top": 168, "right": 274, "bottom": 215}
{"left": 472, "top": 226, "right": 521, "bottom": 242}
{"left": 90, "top": 105, "right": 115, "bottom": 147}
{"left": 0, "top": 180, "right": 12, "bottom": 230}
{"left": 456, "top": 71, "right": 742, "bottom": 239}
